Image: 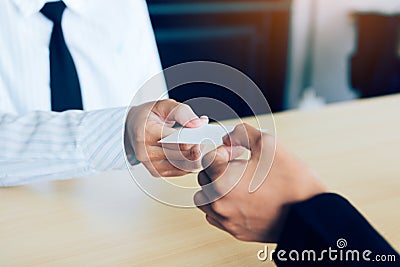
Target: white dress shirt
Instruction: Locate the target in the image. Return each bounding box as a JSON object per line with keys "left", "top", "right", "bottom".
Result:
{"left": 0, "top": 0, "right": 167, "bottom": 186}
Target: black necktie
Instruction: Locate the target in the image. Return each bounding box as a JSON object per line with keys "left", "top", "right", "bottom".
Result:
{"left": 41, "top": 1, "right": 83, "bottom": 112}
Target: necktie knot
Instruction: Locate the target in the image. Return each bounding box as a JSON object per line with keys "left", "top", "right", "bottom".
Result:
{"left": 40, "top": 1, "right": 66, "bottom": 24}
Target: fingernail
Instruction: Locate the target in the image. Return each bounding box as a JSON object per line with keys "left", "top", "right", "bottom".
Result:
{"left": 188, "top": 116, "right": 201, "bottom": 121}
{"left": 185, "top": 117, "right": 202, "bottom": 127}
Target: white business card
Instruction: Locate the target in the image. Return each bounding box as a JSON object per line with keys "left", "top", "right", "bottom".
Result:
{"left": 159, "top": 124, "right": 235, "bottom": 145}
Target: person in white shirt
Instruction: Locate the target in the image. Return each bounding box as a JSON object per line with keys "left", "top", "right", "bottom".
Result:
{"left": 0, "top": 0, "right": 205, "bottom": 186}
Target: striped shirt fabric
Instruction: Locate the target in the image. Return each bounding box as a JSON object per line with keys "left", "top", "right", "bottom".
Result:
{"left": 0, "top": 108, "right": 130, "bottom": 186}
{"left": 0, "top": 0, "right": 167, "bottom": 186}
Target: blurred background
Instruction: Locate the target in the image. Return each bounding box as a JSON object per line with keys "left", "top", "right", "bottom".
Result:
{"left": 146, "top": 0, "right": 400, "bottom": 118}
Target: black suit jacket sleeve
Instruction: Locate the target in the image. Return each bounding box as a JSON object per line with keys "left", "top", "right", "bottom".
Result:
{"left": 273, "top": 193, "right": 399, "bottom": 266}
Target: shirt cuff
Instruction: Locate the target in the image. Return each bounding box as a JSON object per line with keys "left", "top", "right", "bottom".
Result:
{"left": 78, "top": 107, "right": 139, "bottom": 171}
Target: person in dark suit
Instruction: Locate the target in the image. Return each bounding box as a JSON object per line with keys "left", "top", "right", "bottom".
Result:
{"left": 195, "top": 123, "right": 399, "bottom": 266}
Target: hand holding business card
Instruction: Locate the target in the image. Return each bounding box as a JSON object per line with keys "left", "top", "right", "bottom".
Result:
{"left": 158, "top": 124, "right": 238, "bottom": 171}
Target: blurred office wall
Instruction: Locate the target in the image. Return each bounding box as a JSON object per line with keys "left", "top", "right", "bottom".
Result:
{"left": 147, "top": 0, "right": 399, "bottom": 113}
{"left": 147, "top": 0, "right": 291, "bottom": 119}
{"left": 287, "top": 0, "right": 400, "bottom": 109}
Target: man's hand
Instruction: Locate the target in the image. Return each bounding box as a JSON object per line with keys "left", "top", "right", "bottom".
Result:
{"left": 194, "top": 123, "right": 327, "bottom": 243}
{"left": 125, "top": 99, "right": 208, "bottom": 177}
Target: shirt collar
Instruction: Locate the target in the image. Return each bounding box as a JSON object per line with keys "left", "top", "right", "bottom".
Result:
{"left": 11, "top": 0, "right": 89, "bottom": 17}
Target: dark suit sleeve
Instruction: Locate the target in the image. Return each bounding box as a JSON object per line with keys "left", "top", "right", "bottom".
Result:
{"left": 273, "top": 193, "right": 399, "bottom": 266}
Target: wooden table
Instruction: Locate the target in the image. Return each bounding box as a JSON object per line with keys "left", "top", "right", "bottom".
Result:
{"left": 1, "top": 95, "right": 399, "bottom": 266}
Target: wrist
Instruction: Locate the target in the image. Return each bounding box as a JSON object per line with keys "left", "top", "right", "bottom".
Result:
{"left": 124, "top": 107, "right": 140, "bottom": 165}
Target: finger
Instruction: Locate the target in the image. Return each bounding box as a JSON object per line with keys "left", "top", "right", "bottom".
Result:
{"left": 161, "top": 143, "right": 201, "bottom": 152}
{"left": 197, "top": 171, "right": 223, "bottom": 201}
{"left": 159, "top": 125, "right": 177, "bottom": 139}
{"left": 163, "top": 145, "right": 202, "bottom": 161}
{"left": 168, "top": 159, "right": 202, "bottom": 172}
{"left": 152, "top": 117, "right": 207, "bottom": 141}
{"left": 197, "top": 171, "right": 211, "bottom": 186}
{"left": 189, "top": 115, "right": 208, "bottom": 127}
{"left": 222, "top": 123, "right": 264, "bottom": 160}
{"left": 194, "top": 191, "right": 226, "bottom": 223}
{"left": 142, "top": 160, "right": 191, "bottom": 177}
{"left": 135, "top": 144, "right": 202, "bottom": 161}
{"left": 205, "top": 215, "right": 227, "bottom": 232}
{"left": 201, "top": 145, "right": 231, "bottom": 181}
{"left": 225, "top": 146, "right": 247, "bottom": 160}
{"left": 194, "top": 191, "right": 219, "bottom": 216}
{"left": 223, "top": 124, "right": 275, "bottom": 193}
{"left": 199, "top": 115, "right": 209, "bottom": 126}
{"left": 153, "top": 100, "right": 205, "bottom": 128}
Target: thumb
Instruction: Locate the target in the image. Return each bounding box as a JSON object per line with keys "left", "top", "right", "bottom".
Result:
{"left": 153, "top": 99, "right": 207, "bottom": 128}
{"left": 201, "top": 145, "right": 231, "bottom": 181}
{"left": 222, "top": 123, "right": 263, "bottom": 160}
{"left": 223, "top": 123, "right": 275, "bottom": 193}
